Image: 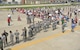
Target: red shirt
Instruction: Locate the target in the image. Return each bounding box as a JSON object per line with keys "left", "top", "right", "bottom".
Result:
{"left": 8, "top": 18, "right": 10, "bottom": 23}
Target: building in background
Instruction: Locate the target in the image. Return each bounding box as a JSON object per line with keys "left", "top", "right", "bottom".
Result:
{"left": 25, "top": 0, "right": 69, "bottom": 4}
{"left": 1, "top": 0, "right": 80, "bottom": 4}
{"left": 7, "top": 0, "right": 21, "bottom": 4}
{"left": 25, "top": 0, "right": 80, "bottom": 4}
{"left": 21, "top": 0, "right": 25, "bottom": 4}
{"left": 1, "top": 0, "right": 22, "bottom": 4}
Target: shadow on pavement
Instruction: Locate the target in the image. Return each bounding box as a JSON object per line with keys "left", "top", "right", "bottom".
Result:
{"left": 6, "top": 48, "right": 11, "bottom": 50}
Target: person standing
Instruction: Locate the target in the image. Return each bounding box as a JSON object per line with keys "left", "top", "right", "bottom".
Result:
{"left": 52, "top": 20, "right": 56, "bottom": 30}
{"left": 48, "top": 14, "right": 52, "bottom": 24}
{"left": 21, "top": 29, "right": 26, "bottom": 42}
{"left": 11, "top": 9, "right": 14, "bottom": 15}
{"left": 9, "top": 31, "right": 14, "bottom": 45}
{"left": 0, "top": 37, "right": 3, "bottom": 50}
{"left": 52, "top": 21, "right": 55, "bottom": 30}
{"left": 26, "top": 11, "right": 31, "bottom": 24}
{"left": 2, "top": 30, "right": 8, "bottom": 46}
{"left": 28, "top": 11, "right": 32, "bottom": 23}
{"left": 28, "top": 27, "right": 33, "bottom": 39}
{"left": 8, "top": 14, "right": 12, "bottom": 21}
{"left": 31, "top": 15, "right": 35, "bottom": 24}
{"left": 14, "top": 30, "right": 20, "bottom": 43}
{"left": 62, "top": 23, "right": 65, "bottom": 33}
{"left": 2, "top": 35, "right": 6, "bottom": 47}
{"left": 24, "top": 27, "right": 27, "bottom": 40}
{"left": 43, "top": 22, "right": 47, "bottom": 32}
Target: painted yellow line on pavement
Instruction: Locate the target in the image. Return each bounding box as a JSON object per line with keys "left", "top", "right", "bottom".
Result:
{"left": 11, "top": 26, "right": 80, "bottom": 50}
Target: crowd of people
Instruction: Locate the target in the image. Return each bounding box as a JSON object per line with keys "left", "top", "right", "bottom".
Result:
{"left": 0, "top": 5, "right": 80, "bottom": 50}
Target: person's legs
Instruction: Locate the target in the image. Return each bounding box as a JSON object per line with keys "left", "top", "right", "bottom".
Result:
{"left": 55, "top": 25, "right": 56, "bottom": 29}
{"left": 52, "top": 25, "right": 55, "bottom": 30}
{"left": 62, "top": 27, "right": 64, "bottom": 33}
{"left": 16, "top": 37, "right": 17, "bottom": 43}
{"left": 8, "top": 23, "right": 9, "bottom": 26}
{"left": 8, "top": 22, "right": 10, "bottom": 26}
{"left": 17, "top": 37, "right": 19, "bottom": 43}
{"left": 23, "top": 36, "right": 26, "bottom": 42}
{"left": 71, "top": 28, "right": 74, "bottom": 32}
{"left": 11, "top": 38, "right": 14, "bottom": 45}
{"left": 53, "top": 26, "right": 55, "bottom": 30}
{"left": 57, "top": 21, "right": 59, "bottom": 25}
{"left": 6, "top": 38, "right": 8, "bottom": 45}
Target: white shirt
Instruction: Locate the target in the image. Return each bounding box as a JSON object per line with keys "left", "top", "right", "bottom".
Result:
{"left": 28, "top": 12, "right": 32, "bottom": 15}
{"left": 49, "top": 14, "right": 52, "bottom": 16}
{"left": 55, "top": 10, "right": 58, "bottom": 14}
{"left": 8, "top": 14, "right": 11, "bottom": 18}
{"left": 52, "top": 17, "right": 54, "bottom": 20}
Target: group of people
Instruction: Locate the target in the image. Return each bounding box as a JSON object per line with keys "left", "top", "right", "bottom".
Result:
{"left": 0, "top": 27, "right": 27, "bottom": 50}
{"left": 0, "top": 5, "right": 80, "bottom": 50}
{"left": 25, "top": 6, "right": 80, "bottom": 33}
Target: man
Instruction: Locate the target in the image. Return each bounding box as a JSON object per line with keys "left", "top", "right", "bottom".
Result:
{"left": 31, "top": 15, "right": 35, "bottom": 24}
{"left": 8, "top": 14, "right": 12, "bottom": 21}
{"left": 28, "top": 11, "right": 32, "bottom": 23}
{"left": 2, "top": 30, "right": 8, "bottom": 46}
{"left": 26, "top": 16, "right": 31, "bottom": 24}
{"left": 46, "top": 21, "right": 50, "bottom": 29}
{"left": 37, "top": 21, "right": 41, "bottom": 32}
{"left": 0, "top": 37, "right": 3, "bottom": 50}
{"left": 48, "top": 14, "right": 52, "bottom": 24}
{"left": 39, "top": 21, "right": 42, "bottom": 32}
{"left": 28, "top": 28, "right": 33, "bottom": 39}
{"left": 11, "top": 9, "right": 14, "bottom": 14}
{"left": 2, "top": 35, "right": 6, "bottom": 47}
{"left": 15, "top": 30, "right": 20, "bottom": 43}
{"left": 52, "top": 21, "right": 56, "bottom": 30}
{"left": 24, "top": 27, "right": 27, "bottom": 40}
{"left": 43, "top": 22, "right": 47, "bottom": 32}
{"left": 35, "top": 23, "right": 39, "bottom": 33}
{"left": 9, "top": 31, "right": 14, "bottom": 45}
